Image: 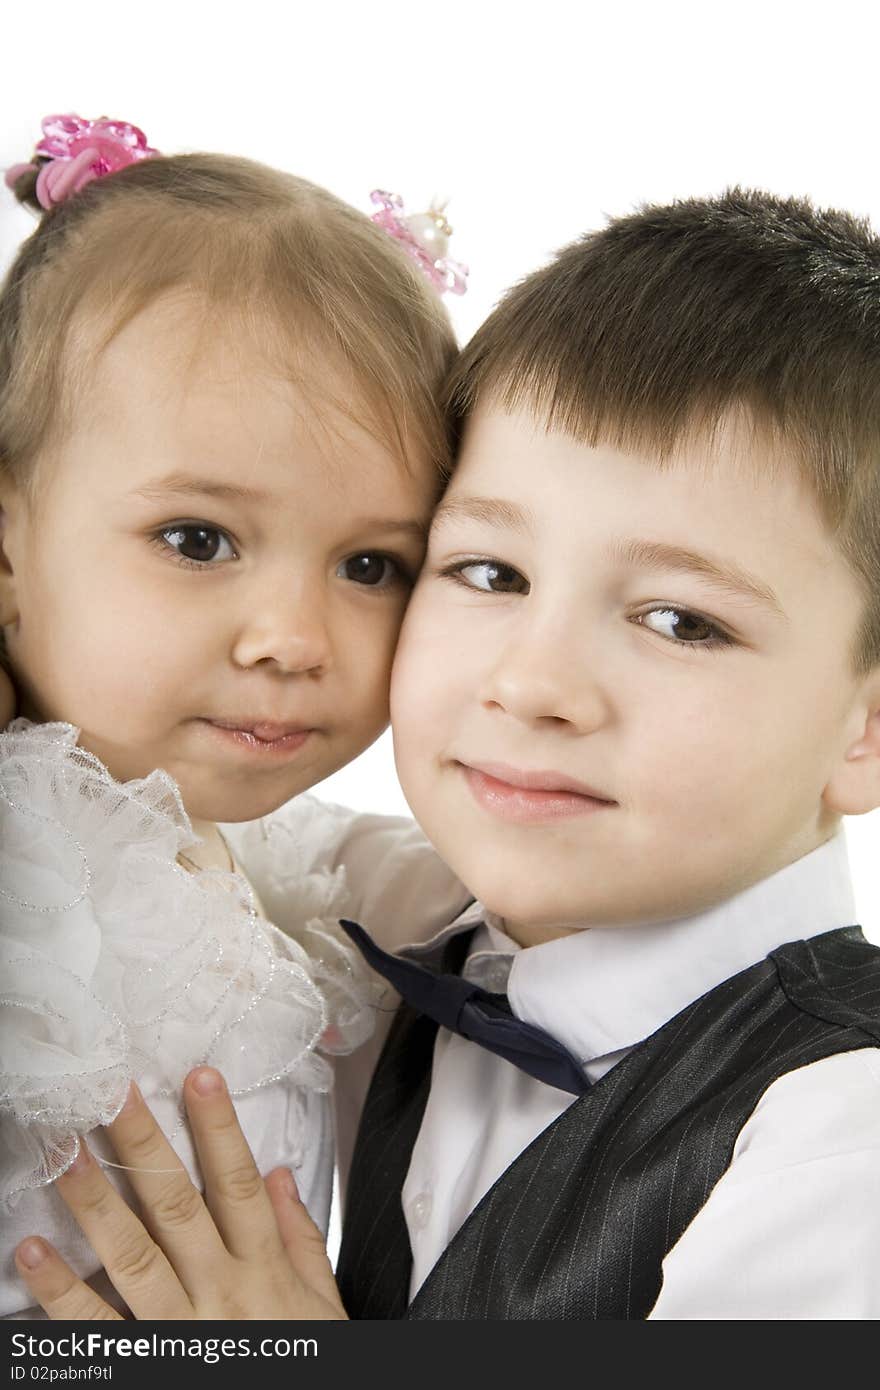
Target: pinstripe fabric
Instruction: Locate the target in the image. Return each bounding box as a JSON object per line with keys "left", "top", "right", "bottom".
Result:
{"left": 336, "top": 925, "right": 880, "bottom": 1320}
{"left": 336, "top": 930, "right": 475, "bottom": 1319}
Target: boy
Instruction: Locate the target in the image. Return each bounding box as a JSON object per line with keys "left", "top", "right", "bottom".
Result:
{"left": 14, "top": 187, "right": 880, "bottom": 1319}
{"left": 332, "top": 186, "right": 880, "bottom": 1318}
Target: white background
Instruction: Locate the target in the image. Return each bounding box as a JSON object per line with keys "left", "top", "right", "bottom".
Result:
{"left": 1, "top": 0, "right": 877, "bottom": 930}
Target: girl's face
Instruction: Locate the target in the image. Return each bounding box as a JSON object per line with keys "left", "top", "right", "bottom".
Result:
{"left": 0, "top": 298, "right": 438, "bottom": 823}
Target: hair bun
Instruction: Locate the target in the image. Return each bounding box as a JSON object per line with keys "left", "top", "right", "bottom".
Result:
{"left": 5, "top": 115, "right": 160, "bottom": 216}
{"left": 4, "top": 160, "right": 44, "bottom": 215}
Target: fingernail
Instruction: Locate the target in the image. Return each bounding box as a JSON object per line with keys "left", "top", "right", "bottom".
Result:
{"left": 118, "top": 1082, "right": 141, "bottom": 1115}
{"left": 281, "top": 1169, "right": 299, "bottom": 1201}
{"left": 17, "top": 1238, "right": 49, "bottom": 1270}
{"left": 67, "top": 1143, "right": 91, "bottom": 1174}
{"left": 190, "top": 1067, "right": 225, "bottom": 1097}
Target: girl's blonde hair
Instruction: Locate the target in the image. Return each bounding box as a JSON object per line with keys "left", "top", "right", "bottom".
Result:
{"left": 0, "top": 153, "right": 457, "bottom": 493}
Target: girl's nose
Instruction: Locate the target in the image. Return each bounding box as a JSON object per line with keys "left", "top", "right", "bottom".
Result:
{"left": 231, "top": 585, "right": 332, "bottom": 675}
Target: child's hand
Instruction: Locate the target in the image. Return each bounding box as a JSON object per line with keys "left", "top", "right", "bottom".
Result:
{"left": 14, "top": 1071, "right": 348, "bottom": 1321}
{"left": 0, "top": 665, "right": 16, "bottom": 727}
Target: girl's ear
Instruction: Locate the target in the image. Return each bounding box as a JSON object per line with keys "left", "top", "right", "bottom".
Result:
{"left": 0, "top": 488, "right": 21, "bottom": 626}
{"left": 823, "top": 671, "right": 880, "bottom": 816}
{"left": 0, "top": 664, "right": 16, "bottom": 726}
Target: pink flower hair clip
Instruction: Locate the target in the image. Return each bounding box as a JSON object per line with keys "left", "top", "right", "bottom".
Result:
{"left": 5, "top": 113, "right": 160, "bottom": 211}
{"left": 370, "top": 190, "right": 468, "bottom": 296}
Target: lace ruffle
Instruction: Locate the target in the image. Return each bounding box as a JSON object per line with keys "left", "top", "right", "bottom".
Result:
{"left": 223, "top": 804, "right": 383, "bottom": 1053}
{"left": 0, "top": 721, "right": 368, "bottom": 1208}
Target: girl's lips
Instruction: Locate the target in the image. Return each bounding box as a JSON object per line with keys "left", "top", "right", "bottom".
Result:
{"left": 459, "top": 763, "right": 616, "bottom": 824}
{"left": 201, "top": 719, "right": 314, "bottom": 756}
{"left": 211, "top": 720, "right": 310, "bottom": 740}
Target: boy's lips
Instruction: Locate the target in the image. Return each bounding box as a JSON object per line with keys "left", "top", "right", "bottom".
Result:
{"left": 457, "top": 760, "right": 617, "bottom": 823}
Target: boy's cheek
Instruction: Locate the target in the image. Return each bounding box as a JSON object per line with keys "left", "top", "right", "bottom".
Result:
{"left": 389, "top": 617, "right": 435, "bottom": 717}
{"left": 391, "top": 637, "right": 464, "bottom": 749}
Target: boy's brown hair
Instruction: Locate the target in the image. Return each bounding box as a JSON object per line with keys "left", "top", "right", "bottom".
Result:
{"left": 0, "top": 153, "right": 457, "bottom": 492}
{"left": 447, "top": 188, "right": 880, "bottom": 672}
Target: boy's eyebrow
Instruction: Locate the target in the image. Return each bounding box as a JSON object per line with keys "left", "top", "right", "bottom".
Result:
{"left": 430, "top": 500, "right": 782, "bottom": 612}
{"left": 613, "top": 538, "right": 785, "bottom": 615}
{"left": 431, "top": 495, "right": 535, "bottom": 533}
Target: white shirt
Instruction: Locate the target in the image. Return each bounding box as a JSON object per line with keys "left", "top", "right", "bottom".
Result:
{"left": 387, "top": 835, "right": 880, "bottom": 1319}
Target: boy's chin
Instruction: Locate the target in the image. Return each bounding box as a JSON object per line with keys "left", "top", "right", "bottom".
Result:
{"left": 464, "top": 871, "right": 717, "bottom": 943}
{"left": 467, "top": 874, "right": 598, "bottom": 943}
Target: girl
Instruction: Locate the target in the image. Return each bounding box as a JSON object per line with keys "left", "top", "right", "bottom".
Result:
{"left": 0, "top": 116, "right": 465, "bottom": 1317}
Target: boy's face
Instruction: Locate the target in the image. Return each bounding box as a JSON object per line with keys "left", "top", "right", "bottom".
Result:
{"left": 391, "top": 406, "right": 871, "bottom": 942}
{"left": 0, "top": 299, "right": 436, "bottom": 824}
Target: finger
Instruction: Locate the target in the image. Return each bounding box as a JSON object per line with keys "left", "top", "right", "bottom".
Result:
{"left": 102, "top": 1082, "right": 228, "bottom": 1289}
{"left": 53, "top": 1140, "right": 194, "bottom": 1319}
{"left": 15, "top": 1238, "right": 124, "bottom": 1321}
{"left": 265, "top": 1168, "right": 347, "bottom": 1313}
{"left": 183, "top": 1067, "right": 284, "bottom": 1260}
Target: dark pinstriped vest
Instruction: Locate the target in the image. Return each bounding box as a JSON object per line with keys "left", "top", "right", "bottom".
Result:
{"left": 336, "top": 925, "right": 880, "bottom": 1320}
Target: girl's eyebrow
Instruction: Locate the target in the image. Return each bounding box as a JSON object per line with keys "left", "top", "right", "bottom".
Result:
{"left": 131, "top": 473, "right": 269, "bottom": 504}
{"left": 432, "top": 495, "right": 535, "bottom": 533}
{"left": 611, "top": 537, "right": 785, "bottom": 616}
{"left": 130, "top": 472, "right": 428, "bottom": 540}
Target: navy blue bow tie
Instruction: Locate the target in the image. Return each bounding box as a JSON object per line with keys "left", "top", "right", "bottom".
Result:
{"left": 339, "top": 920, "right": 590, "bottom": 1097}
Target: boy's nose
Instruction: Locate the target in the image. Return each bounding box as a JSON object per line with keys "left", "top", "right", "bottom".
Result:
{"left": 479, "top": 630, "right": 610, "bottom": 731}
{"left": 231, "top": 588, "right": 332, "bottom": 675}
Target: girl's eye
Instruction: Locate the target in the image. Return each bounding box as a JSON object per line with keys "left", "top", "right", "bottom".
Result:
{"left": 159, "top": 525, "right": 236, "bottom": 565}
{"left": 338, "top": 554, "right": 405, "bottom": 589}
{"left": 637, "top": 607, "right": 731, "bottom": 647}
{"left": 446, "top": 560, "right": 530, "bottom": 594}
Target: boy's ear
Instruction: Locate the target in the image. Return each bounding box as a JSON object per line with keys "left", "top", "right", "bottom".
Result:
{"left": 0, "top": 484, "right": 22, "bottom": 627}
{"left": 823, "top": 671, "right": 880, "bottom": 816}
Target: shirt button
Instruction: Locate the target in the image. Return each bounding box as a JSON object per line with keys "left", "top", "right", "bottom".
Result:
{"left": 409, "top": 1192, "right": 432, "bottom": 1229}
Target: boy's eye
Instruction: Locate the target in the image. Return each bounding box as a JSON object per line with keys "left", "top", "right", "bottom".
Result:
{"left": 446, "top": 560, "right": 530, "bottom": 594}
{"left": 637, "top": 607, "right": 730, "bottom": 647}
{"left": 338, "top": 554, "right": 404, "bottom": 589}
{"left": 160, "top": 525, "right": 236, "bottom": 564}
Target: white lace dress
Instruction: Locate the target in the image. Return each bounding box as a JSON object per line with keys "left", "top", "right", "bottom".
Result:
{"left": 0, "top": 720, "right": 377, "bottom": 1318}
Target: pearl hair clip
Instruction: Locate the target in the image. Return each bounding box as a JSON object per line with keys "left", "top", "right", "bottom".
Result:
{"left": 369, "top": 189, "right": 468, "bottom": 296}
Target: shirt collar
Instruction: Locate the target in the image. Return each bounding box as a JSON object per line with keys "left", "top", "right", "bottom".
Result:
{"left": 399, "top": 833, "right": 857, "bottom": 1064}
